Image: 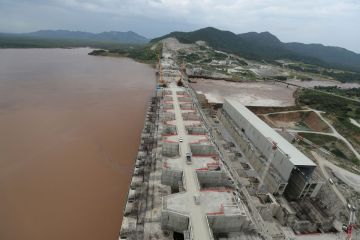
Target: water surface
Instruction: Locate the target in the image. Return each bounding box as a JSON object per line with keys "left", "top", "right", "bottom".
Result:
{"left": 0, "top": 48, "right": 155, "bottom": 240}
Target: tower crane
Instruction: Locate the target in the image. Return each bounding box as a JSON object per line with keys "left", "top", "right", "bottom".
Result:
{"left": 258, "top": 139, "right": 277, "bottom": 193}
{"left": 346, "top": 205, "right": 356, "bottom": 240}
{"left": 157, "top": 56, "right": 168, "bottom": 86}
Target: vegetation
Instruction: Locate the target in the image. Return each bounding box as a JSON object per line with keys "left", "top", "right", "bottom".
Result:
{"left": 152, "top": 27, "right": 301, "bottom": 63}
{"left": 299, "top": 133, "right": 336, "bottom": 145}
{"left": 274, "top": 76, "right": 288, "bottom": 81}
{"left": 151, "top": 27, "right": 360, "bottom": 74}
{"left": 314, "top": 86, "right": 360, "bottom": 101}
{"left": 177, "top": 53, "right": 201, "bottom": 63}
{"left": 284, "top": 42, "right": 360, "bottom": 73}
{"left": 298, "top": 132, "right": 357, "bottom": 164}
{"left": 177, "top": 48, "right": 230, "bottom": 65}
{"left": 89, "top": 44, "right": 161, "bottom": 64}
{"left": 298, "top": 89, "right": 360, "bottom": 165}
{"left": 176, "top": 45, "right": 253, "bottom": 81}
{"left": 232, "top": 70, "right": 257, "bottom": 80}
{"left": 208, "top": 51, "right": 228, "bottom": 60}
{"left": 0, "top": 30, "right": 148, "bottom": 48}
{"left": 88, "top": 49, "right": 107, "bottom": 55}
{"left": 288, "top": 63, "right": 360, "bottom": 83}
{"left": 298, "top": 89, "right": 360, "bottom": 120}
{"left": 0, "top": 35, "right": 137, "bottom": 49}
{"left": 322, "top": 70, "right": 360, "bottom": 83}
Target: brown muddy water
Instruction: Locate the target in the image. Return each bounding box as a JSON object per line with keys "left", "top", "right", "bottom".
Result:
{"left": 0, "top": 48, "right": 155, "bottom": 240}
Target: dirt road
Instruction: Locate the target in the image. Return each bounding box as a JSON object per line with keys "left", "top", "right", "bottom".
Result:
{"left": 311, "top": 151, "right": 348, "bottom": 204}
{"left": 268, "top": 108, "right": 360, "bottom": 161}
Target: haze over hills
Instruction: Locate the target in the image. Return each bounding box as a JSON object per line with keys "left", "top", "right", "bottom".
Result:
{"left": 152, "top": 27, "right": 360, "bottom": 73}
{"left": 0, "top": 30, "right": 149, "bottom": 44}
{"left": 2, "top": 27, "right": 360, "bottom": 73}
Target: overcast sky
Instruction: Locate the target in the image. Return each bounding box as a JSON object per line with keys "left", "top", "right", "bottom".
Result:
{"left": 0, "top": 0, "right": 359, "bottom": 52}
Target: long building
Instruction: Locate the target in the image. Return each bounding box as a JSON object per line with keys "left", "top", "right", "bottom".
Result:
{"left": 222, "top": 99, "right": 323, "bottom": 199}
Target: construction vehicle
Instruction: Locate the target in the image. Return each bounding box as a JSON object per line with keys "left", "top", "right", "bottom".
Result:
{"left": 186, "top": 153, "right": 192, "bottom": 165}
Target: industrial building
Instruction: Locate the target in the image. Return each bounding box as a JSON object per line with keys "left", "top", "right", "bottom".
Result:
{"left": 158, "top": 87, "right": 258, "bottom": 239}
{"left": 119, "top": 39, "right": 352, "bottom": 240}
{"left": 222, "top": 99, "right": 324, "bottom": 200}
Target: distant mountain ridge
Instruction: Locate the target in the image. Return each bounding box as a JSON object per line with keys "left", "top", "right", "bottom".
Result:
{"left": 1, "top": 30, "right": 149, "bottom": 44}
{"left": 152, "top": 27, "right": 360, "bottom": 72}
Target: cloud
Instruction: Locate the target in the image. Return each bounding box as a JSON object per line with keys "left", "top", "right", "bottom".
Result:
{"left": 0, "top": 0, "right": 359, "bottom": 52}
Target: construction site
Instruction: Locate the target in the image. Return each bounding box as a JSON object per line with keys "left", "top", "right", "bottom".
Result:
{"left": 118, "top": 39, "right": 358, "bottom": 240}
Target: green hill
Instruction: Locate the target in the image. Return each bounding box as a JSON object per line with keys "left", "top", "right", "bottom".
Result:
{"left": 283, "top": 42, "right": 360, "bottom": 72}
{"left": 22, "top": 30, "right": 149, "bottom": 44}
{"left": 152, "top": 27, "right": 360, "bottom": 73}
{"left": 0, "top": 30, "right": 149, "bottom": 48}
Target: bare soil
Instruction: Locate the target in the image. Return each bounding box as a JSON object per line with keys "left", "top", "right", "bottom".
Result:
{"left": 265, "top": 111, "right": 331, "bottom": 132}
{"left": 190, "top": 79, "right": 296, "bottom": 107}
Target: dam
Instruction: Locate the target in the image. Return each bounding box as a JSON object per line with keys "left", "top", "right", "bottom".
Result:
{"left": 119, "top": 79, "right": 258, "bottom": 240}
{"left": 118, "top": 43, "right": 263, "bottom": 240}
{"left": 117, "top": 40, "right": 346, "bottom": 240}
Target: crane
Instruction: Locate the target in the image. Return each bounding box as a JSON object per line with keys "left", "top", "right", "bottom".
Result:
{"left": 346, "top": 205, "right": 356, "bottom": 240}
{"left": 258, "top": 139, "right": 277, "bottom": 193}
{"left": 158, "top": 56, "right": 167, "bottom": 87}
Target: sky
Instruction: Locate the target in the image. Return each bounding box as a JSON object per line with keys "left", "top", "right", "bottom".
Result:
{"left": 0, "top": 0, "right": 359, "bottom": 52}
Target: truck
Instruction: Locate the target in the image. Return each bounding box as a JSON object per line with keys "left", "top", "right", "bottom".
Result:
{"left": 186, "top": 153, "right": 192, "bottom": 165}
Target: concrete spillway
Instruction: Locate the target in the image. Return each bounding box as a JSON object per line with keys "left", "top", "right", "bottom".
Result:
{"left": 119, "top": 83, "right": 257, "bottom": 240}
{"left": 119, "top": 43, "right": 263, "bottom": 240}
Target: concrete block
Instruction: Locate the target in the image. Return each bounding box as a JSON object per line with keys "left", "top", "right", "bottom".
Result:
{"left": 190, "top": 144, "right": 217, "bottom": 156}
{"left": 162, "top": 142, "right": 179, "bottom": 157}
{"left": 161, "top": 169, "right": 183, "bottom": 187}
{"left": 161, "top": 211, "right": 189, "bottom": 233}
{"left": 197, "top": 171, "right": 232, "bottom": 188}
{"left": 207, "top": 215, "right": 249, "bottom": 233}
{"left": 186, "top": 126, "right": 207, "bottom": 135}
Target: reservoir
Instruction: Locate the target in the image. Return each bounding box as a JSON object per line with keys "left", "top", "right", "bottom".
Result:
{"left": 0, "top": 48, "right": 155, "bottom": 240}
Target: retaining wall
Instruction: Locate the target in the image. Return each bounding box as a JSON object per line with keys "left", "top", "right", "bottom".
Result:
{"left": 162, "top": 142, "right": 179, "bottom": 157}
{"left": 177, "top": 96, "right": 192, "bottom": 102}
{"left": 162, "top": 125, "right": 177, "bottom": 135}
{"left": 182, "top": 112, "right": 200, "bottom": 121}
{"left": 161, "top": 168, "right": 183, "bottom": 187}
{"left": 197, "top": 171, "right": 232, "bottom": 188}
{"left": 162, "top": 112, "right": 176, "bottom": 121}
{"left": 207, "top": 215, "right": 250, "bottom": 233}
{"left": 164, "top": 96, "right": 173, "bottom": 101}
{"left": 163, "top": 103, "right": 174, "bottom": 110}
{"left": 180, "top": 103, "right": 195, "bottom": 110}
{"left": 161, "top": 211, "right": 189, "bottom": 233}
{"left": 186, "top": 126, "right": 207, "bottom": 135}
{"left": 190, "top": 144, "right": 217, "bottom": 156}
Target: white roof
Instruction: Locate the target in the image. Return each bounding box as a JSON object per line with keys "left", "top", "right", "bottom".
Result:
{"left": 225, "top": 99, "right": 316, "bottom": 167}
